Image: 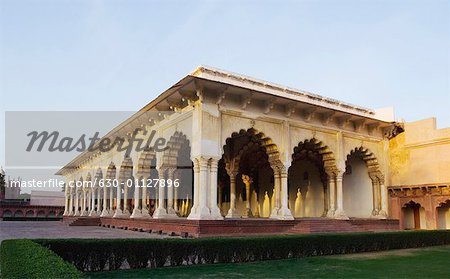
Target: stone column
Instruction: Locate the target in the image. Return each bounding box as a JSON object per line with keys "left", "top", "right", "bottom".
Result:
{"left": 68, "top": 193, "right": 74, "bottom": 215}
{"left": 95, "top": 187, "right": 101, "bottom": 215}
{"left": 370, "top": 175, "right": 380, "bottom": 217}
{"left": 166, "top": 168, "right": 178, "bottom": 217}
{"left": 174, "top": 171, "right": 179, "bottom": 213}
{"left": 226, "top": 171, "right": 240, "bottom": 218}
{"left": 123, "top": 181, "right": 131, "bottom": 216}
{"left": 89, "top": 188, "right": 97, "bottom": 216}
{"left": 80, "top": 191, "right": 87, "bottom": 216}
{"left": 326, "top": 175, "right": 336, "bottom": 217}
{"left": 197, "top": 157, "right": 211, "bottom": 218}
{"left": 74, "top": 191, "right": 80, "bottom": 216}
{"left": 209, "top": 158, "right": 223, "bottom": 219}
{"left": 113, "top": 183, "right": 123, "bottom": 217}
{"left": 187, "top": 160, "right": 200, "bottom": 219}
{"left": 100, "top": 186, "right": 109, "bottom": 217}
{"left": 131, "top": 179, "right": 141, "bottom": 218}
{"left": 379, "top": 179, "right": 388, "bottom": 218}
{"left": 334, "top": 172, "right": 349, "bottom": 219}
{"left": 278, "top": 169, "right": 294, "bottom": 220}
{"left": 270, "top": 170, "right": 281, "bottom": 219}
{"left": 141, "top": 176, "right": 150, "bottom": 217}
{"left": 322, "top": 180, "right": 329, "bottom": 217}
{"left": 63, "top": 190, "right": 69, "bottom": 216}
{"left": 109, "top": 184, "right": 114, "bottom": 213}
{"left": 153, "top": 168, "right": 167, "bottom": 218}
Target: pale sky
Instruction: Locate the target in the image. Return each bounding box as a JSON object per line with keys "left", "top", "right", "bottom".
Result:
{"left": 1, "top": 0, "right": 449, "bottom": 170}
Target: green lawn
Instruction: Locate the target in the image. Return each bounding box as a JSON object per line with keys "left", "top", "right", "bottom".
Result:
{"left": 87, "top": 245, "right": 450, "bottom": 279}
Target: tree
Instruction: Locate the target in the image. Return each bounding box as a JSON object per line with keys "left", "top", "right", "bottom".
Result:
{"left": 0, "top": 170, "right": 5, "bottom": 196}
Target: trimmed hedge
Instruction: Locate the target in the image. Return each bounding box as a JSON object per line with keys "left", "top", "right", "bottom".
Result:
{"left": 0, "top": 239, "right": 83, "bottom": 279}
{"left": 35, "top": 230, "right": 450, "bottom": 272}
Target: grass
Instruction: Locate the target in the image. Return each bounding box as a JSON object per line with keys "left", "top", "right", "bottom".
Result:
{"left": 87, "top": 245, "right": 450, "bottom": 278}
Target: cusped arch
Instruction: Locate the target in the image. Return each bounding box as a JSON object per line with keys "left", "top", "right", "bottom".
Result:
{"left": 118, "top": 156, "right": 133, "bottom": 181}
{"left": 347, "top": 146, "right": 383, "bottom": 180}
{"left": 14, "top": 210, "right": 24, "bottom": 217}
{"left": 25, "top": 210, "right": 34, "bottom": 217}
{"left": 94, "top": 168, "right": 103, "bottom": 188}
{"left": 106, "top": 162, "right": 116, "bottom": 180}
{"left": 137, "top": 148, "right": 156, "bottom": 177}
{"left": 162, "top": 131, "right": 191, "bottom": 168}
{"left": 223, "top": 128, "right": 282, "bottom": 173}
{"left": 291, "top": 138, "right": 337, "bottom": 177}
{"left": 3, "top": 210, "right": 12, "bottom": 217}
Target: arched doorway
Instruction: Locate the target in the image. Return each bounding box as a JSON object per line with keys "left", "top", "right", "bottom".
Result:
{"left": 343, "top": 147, "right": 382, "bottom": 218}
{"left": 402, "top": 201, "right": 425, "bottom": 229}
{"left": 437, "top": 200, "right": 450, "bottom": 229}
{"left": 14, "top": 210, "right": 24, "bottom": 217}
{"left": 218, "top": 128, "right": 283, "bottom": 219}
{"left": 25, "top": 210, "right": 34, "bottom": 218}
{"left": 288, "top": 139, "right": 335, "bottom": 218}
{"left": 3, "top": 210, "right": 12, "bottom": 217}
{"left": 154, "top": 131, "right": 193, "bottom": 218}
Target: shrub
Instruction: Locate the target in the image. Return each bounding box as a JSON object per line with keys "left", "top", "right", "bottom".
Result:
{"left": 35, "top": 230, "right": 450, "bottom": 272}
{"left": 0, "top": 239, "right": 83, "bottom": 279}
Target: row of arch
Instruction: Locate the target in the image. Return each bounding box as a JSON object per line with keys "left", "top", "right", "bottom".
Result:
{"left": 64, "top": 128, "right": 387, "bottom": 220}
{"left": 2, "top": 209, "right": 64, "bottom": 218}
{"left": 402, "top": 199, "right": 450, "bottom": 229}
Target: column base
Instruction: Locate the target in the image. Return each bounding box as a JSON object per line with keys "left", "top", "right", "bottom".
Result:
{"left": 226, "top": 207, "right": 241, "bottom": 218}
{"left": 210, "top": 206, "right": 224, "bottom": 220}
{"left": 89, "top": 210, "right": 98, "bottom": 217}
{"left": 326, "top": 209, "right": 336, "bottom": 218}
{"left": 113, "top": 209, "right": 130, "bottom": 218}
{"left": 334, "top": 209, "right": 349, "bottom": 220}
{"left": 166, "top": 207, "right": 178, "bottom": 216}
{"left": 80, "top": 210, "right": 89, "bottom": 217}
{"left": 278, "top": 207, "right": 294, "bottom": 220}
{"left": 269, "top": 207, "right": 280, "bottom": 219}
{"left": 152, "top": 207, "right": 168, "bottom": 219}
{"left": 100, "top": 209, "right": 111, "bottom": 217}
{"left": 73, "top": 211, "right": 80, "bottom": 217}
{"left": 130, "top": 208, "right": 142, "bottom": 218}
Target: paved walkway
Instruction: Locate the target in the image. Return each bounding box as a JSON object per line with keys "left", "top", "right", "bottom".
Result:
{"left": 0, "top": 221, "right": 169, "bottom": 243}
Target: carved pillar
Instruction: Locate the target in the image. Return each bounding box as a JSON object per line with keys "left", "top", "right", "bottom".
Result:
{"left": 68, "top": 193, "right": 74, "bottom": 215}
{"left": 197, "top": 157, "right": 211, "bottom": 218}
{"left": 100, "top": 185, "right": 109, "bottom": 217}
{"left": 141, "top": 175, "right": 150, "bottom": 218}
{"left": 379, "top": 178, "right": 388, "bottom": 218}
{"left": 226, "top": 170, "right": 240, "bottom": 218}
{"left": 322, "top": 178, "right": 329, "bottom": 217}
{"left": 97, "top": 187, "right": 102, "bottom": 215}
{"left": 89, "top": 188, "right": 97, "bottom": 216}
{"left": 334, "top": 171, "right": 349, "bottom": 219}
{"left": 370, "top": 173, "right": 380, "bottom": 217}
{"left": 166, "top": 168, "right": 178, "bottom": 217}
{"left": 278, "top": 168, "right": 294, "bottom": 220}
{"left": 123, "top": 181, "right": 130, "bottom": 216}
{"left": 187, "top": 159, "right": 200, "bottom": 219}
{"left": 153, "top": 168, "right": 167, "bottom": 218}
{"left": 326, "top": 174, "right": 336, "bottom": 217}
{"left": 74, "top": 190, "right": 80, "bottom": 216}
{"left": 64, "top": 195, "right": 69, "bottom": 216}
{"left": 270, "top": 169, "right": 281, "bottom": 219}
{"left": 80, "top": 190, "right": 88, "bottom": 216}
{"left": 113, "top": 182, "right": 124, "bottom": 217}
{"left": 131, "top": 179, "right": 142, "bottom": 218}
{"left": 109, "top": 184, "right": 114, "bottom": 213}
{"left": 209, "top": 158, "right": 223, "bottom": 219}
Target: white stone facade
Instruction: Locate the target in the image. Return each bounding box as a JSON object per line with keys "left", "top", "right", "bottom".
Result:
{"left": 58, "top": 66, "right": 397, "bottom": 220}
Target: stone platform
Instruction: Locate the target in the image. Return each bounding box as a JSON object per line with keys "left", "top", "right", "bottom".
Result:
{"left": 63, "top": 216, "right": 400, "bottom": 238}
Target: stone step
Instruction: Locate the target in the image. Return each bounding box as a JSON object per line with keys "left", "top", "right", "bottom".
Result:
{"left": 68, "top": 217, "right": 101, "bottom": 226}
